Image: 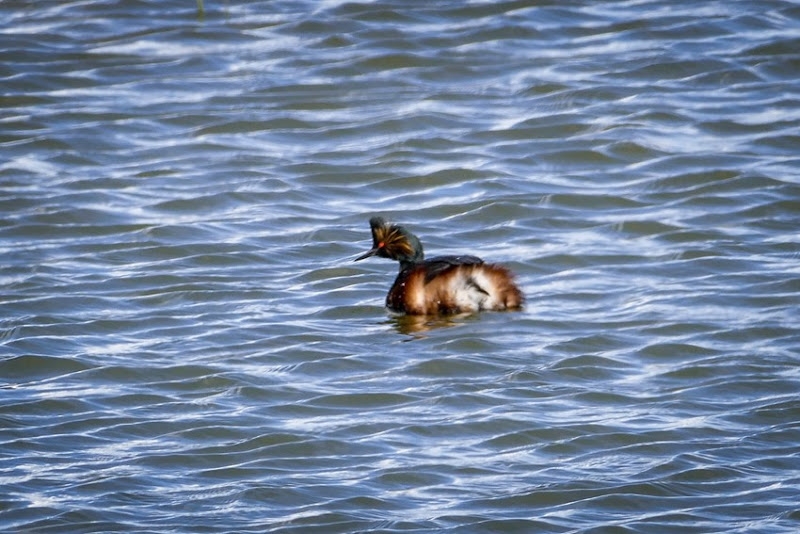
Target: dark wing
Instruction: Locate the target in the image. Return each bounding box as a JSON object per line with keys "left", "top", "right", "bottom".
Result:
{"left": 422, "top": 255, "right": 483, "bottom": 283}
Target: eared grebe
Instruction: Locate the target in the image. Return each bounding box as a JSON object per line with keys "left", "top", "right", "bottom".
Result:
{"left": 355, "top": 217, "right": 524, "bottom": 315}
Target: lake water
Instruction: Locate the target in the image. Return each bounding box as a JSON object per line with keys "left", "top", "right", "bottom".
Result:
{"left": 2, "top": 1, "right": 800, "bottom": 532}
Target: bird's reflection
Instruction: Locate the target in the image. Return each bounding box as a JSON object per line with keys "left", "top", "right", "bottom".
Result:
{"left": 387, "top": 313, "right": 474, "bottom": 336}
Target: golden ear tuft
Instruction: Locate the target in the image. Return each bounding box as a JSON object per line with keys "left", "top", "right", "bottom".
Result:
{"left": 371, "top": 224, "right": 413, "bottom": 257}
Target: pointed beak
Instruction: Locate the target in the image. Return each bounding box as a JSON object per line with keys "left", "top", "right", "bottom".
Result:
{"left": 354, "top": 247, "right": 379, "bottom": 261}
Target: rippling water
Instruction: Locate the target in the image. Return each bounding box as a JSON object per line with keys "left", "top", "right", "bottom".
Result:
{"left": 2, "top": 1, "right": 800, "bottom": 532}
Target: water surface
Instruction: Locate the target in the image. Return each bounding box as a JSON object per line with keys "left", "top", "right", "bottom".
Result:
{"left": 2, "top": 1, "right": 800, "bottom": 532}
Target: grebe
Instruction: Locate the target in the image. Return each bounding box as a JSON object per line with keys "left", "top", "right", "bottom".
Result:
{"left": 355, "top": 217, "right": 523, "bottom": 315}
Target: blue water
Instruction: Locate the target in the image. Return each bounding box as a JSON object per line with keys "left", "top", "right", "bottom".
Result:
{"left": 2, "top": 1, "right": 800, "bottom": 532}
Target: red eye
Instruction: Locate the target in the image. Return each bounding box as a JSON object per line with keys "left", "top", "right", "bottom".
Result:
{"left": 378, "top": 241, "right": 385, "bottom": 248}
